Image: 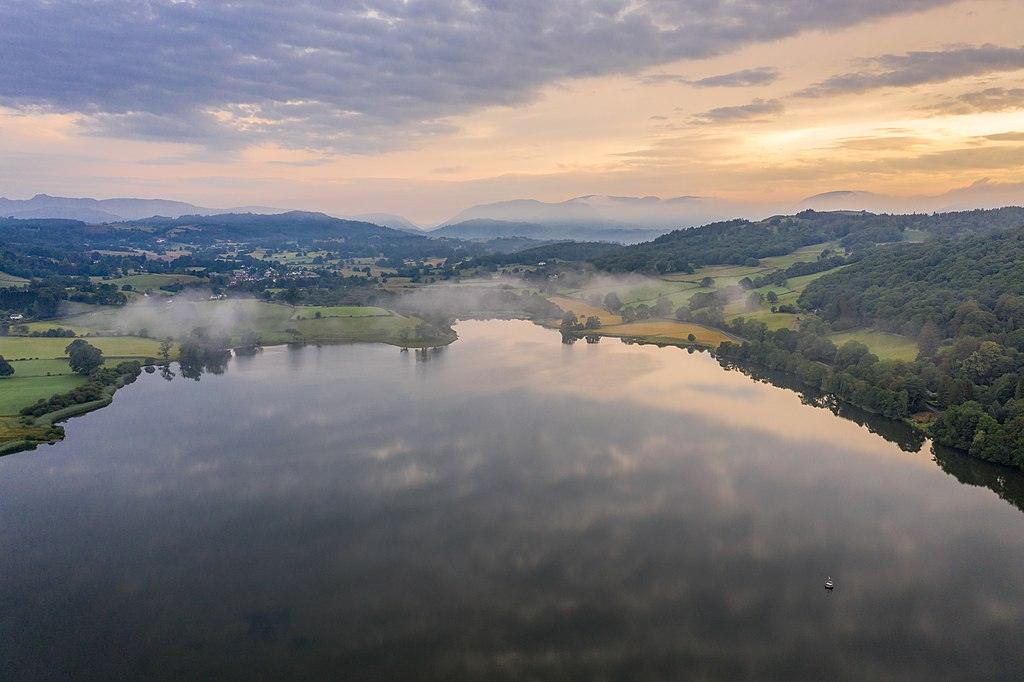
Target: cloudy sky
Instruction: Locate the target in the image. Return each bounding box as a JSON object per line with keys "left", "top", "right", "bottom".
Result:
{"left": 2, "top": 0, "right": 1023, "bottom": 223}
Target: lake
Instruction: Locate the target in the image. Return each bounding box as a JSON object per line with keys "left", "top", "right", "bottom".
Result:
{"left": 2, "top": 319, "right": 1023, "bottom": 680}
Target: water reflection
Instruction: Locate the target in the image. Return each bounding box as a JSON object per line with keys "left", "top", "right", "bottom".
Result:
{"left": 1, "top": 320, "right": 1023, "bottom": 680}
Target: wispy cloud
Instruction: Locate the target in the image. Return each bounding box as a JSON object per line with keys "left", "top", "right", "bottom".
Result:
{"left": 926, "top": 87, "right": 1024, "bottom": 114}
{"left": 641, "top": 67, "right": 780, "bottom": 88}
{"left": 692, "top": 98, "right": 784, "bottom": 123}
{"left": 692, "top": 67, "right": 781, "bottom": 88}
{"left": 796, "top": 44, "right": 1024, "bottom": 98}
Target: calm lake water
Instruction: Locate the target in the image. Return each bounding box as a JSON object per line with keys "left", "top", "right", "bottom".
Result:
{"left": 2, "top": 319, "right": 1024, "bottom": 680}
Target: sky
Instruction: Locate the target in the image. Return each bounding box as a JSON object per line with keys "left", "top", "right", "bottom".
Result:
{"left": 1, "top": 0, "right": 1024, "bottom": 224}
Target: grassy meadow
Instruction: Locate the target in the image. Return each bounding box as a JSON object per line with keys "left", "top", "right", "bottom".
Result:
{"left": 828, "top": 329, "right": 920, "bottom": 362}
{"left": 0, "top": 375, "right": 88, "bottom": 416}
{"left": 0, "top": 336, "right": 167, "bottom": 360}
{"left": 101, "top": 273, "right": 206, "bottom": 290}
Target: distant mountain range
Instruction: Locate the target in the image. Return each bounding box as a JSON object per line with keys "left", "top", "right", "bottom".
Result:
{"left": 439, "top": 194, "right": 723, "bottom": 231}
{"left": 0, "top": 194, "right": 289, "bottom": 222}
{"left": 5, "top": 180, "right": 1023, "bottom": 242}
{"left": 443, "top": 183, "right": 1024, "bottom": 230}
{"left": 431, "top": 218, "right": 666, "bottom": 244}
{"left": 798, "top": 180, "right": 1024, "bottom": 214}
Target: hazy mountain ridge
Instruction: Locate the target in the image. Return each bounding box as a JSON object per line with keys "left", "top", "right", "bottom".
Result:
{"left": 6, "top": 180, "right": 1024, "bottom": 235}
{"left": 432, "top": 218, "right": 667, "bottom": 244}
{"left": 442, "top": 194, "right": 720, "bottom": 230}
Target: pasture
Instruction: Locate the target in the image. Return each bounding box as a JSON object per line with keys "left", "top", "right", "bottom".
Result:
{"left": 0, "top": 375, "right": 88, "bottom": 415}
{"left": 828, "top": 330, "right": 920, "bottom": 362}
{"left": 0, "top": 336, "right": 166, "bottom": 360}
{"left": 102, "top": 273, "right": 205, "bottom": 290}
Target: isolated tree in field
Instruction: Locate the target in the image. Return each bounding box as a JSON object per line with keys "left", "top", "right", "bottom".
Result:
{"left": 0, "top": 355, "right": 13, "bottom": 377}
{"left": 765, "top": 290, "right": 779, "bottom": 305}
{"left": 687, "top": 333, "right": 697, "bottom": 343}
{"left": 159, "top": 337, "right": 173, "bottom": 363}
{"left": 65, "top": 339, "right": 104, "bottom": 375}
{"left": 699, "top": 277, "right": 715, "bottom": 288}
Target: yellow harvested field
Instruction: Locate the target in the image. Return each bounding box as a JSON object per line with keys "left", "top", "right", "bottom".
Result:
{"left": 599, "top": 319, "right": 733, "bottom": 346}
{"left": 547, "top": 296, "right": 621, "bottom": 325}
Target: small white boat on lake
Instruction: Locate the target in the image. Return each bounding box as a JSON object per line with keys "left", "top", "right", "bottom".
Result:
{"left": 824, "top": 576, "right": 835, "bottom": 590}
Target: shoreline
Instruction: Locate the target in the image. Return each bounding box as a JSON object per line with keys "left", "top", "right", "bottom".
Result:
{"left": 0, "top": 331, "right": 460, "bottom": 457}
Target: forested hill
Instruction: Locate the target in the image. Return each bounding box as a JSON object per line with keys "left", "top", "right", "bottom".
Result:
{"left": 116, "top": 211, "right": 404, "bottom": 243}
{"left": 591, "top": 207, "right": 1024, "bottom": 273}
{"left": 799, "top": 226, "right": 1024, "bottom": 337}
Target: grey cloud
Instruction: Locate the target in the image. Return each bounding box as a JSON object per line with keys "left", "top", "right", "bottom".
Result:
{"left": 642, "top": 66, "right": 779, "bottom": 87}
{"left": 692, "top": 98, "right": 784, "bottom": 123}
{"left": 0, "top": 0, "right": 952, "bottom": 153}
{"left": 933, "top": 87, "right": 1024, "bottom": 114}
{"left": 692, "top": 67, "right": 780, "bottom": 87}
{"left": 797, "top": 44, "right": 1024, "bottom": 98}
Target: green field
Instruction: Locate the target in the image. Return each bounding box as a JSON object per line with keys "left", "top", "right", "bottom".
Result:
{"left": 8, "top": 359, "right": 80, "bottom": 377}
{"left": 101, "top": 273, "right": 205, "bottom": 290}
{"left": 724, "top": 305, "right": 801, "bottom": 330}
{"left": 19, "top": 321, "right": 105, "bottom": 336}
{"left": 828, "top": 329, "right": 920, "bottom": 362}
{"left": 291, "top": 305, "right": 392, "bottom": 318}
{"left": 48, "top": 301, "right": 425, "bottom": 345}
{"left": 0, "top": 271, "right": 29, "bottom": 288}
{"left": 290, "top": 314, "right": 428, "bottom": 344}
{"left": 0, "top": 375, "right": 88, "bottom": 415}
{"left": 0, "top": 336, "right": 166, "bottom": 360}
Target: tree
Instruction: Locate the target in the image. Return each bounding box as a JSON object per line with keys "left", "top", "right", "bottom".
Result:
{"left": 765, "top": 290, "right": 779, "bottom": 305}
{"left": 159, "top": 337, "right": 173, "bottom": 364}
{"left": 654, "top": 295, "right": 673, "bottom": 317}
{"left": 560, "top": 311, "right": 581, "bottom": 332}
{"left": 687, "top": 333, "right": 696, "bottom": 343}
{"left": 65, "top": 339, "right": 104, "bottom": 375}
{"left": 0, "top": 355, "right": 13, "bottom": 377}
{"left": 917, "top": 321, "right": 941, "bottom": 359}
{"left": 603, "top": 292, "right": 623, "bottom": 313}
{"left": 584, "top": 315, "right": 600, "bottom": 330}
{"left": 237, "top": 329, "right": 263, "bottom": 354}
{"left": 699, "top": 277, "right": 715, "bottom": 288}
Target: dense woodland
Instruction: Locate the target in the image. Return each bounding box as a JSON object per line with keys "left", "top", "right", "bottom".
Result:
{"left": 591, "top": 207, "right": 1024, "bottom": 273}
